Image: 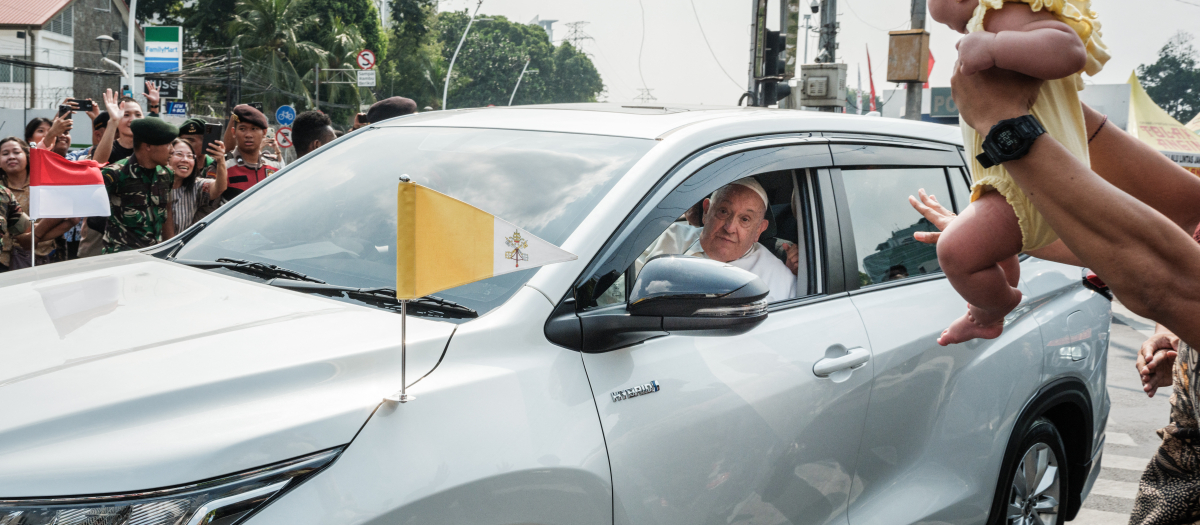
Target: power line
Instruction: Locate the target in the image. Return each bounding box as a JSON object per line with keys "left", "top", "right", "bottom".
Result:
{"left": 843, "top": 0, "right": 909, "bottom": 32}
{"left": 687, "top": 0, "right": 741, "bottom": 89}
{"left": 633, "top": 88, "right": 657, "bottom": 104}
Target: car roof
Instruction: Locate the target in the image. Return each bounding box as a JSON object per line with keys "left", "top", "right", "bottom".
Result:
{"left": 373, "top": 102, "right": 964, "bottom": 146}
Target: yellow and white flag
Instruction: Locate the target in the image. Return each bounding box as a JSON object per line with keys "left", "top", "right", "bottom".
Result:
{"left": 396, "top": 180, "right": 577, "bottom": 300}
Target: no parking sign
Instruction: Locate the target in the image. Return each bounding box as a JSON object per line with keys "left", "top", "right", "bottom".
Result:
{"left": 276, "top": 126, "right": 293, "bottom": 149}
{"left": 356, "top": 49, "right": 376, "bottom": 70}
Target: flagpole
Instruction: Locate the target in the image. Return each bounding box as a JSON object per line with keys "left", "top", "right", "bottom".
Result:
{"left": 29, "top": 221, "right": 35, "bottom": 269}
{"left": 399, "top": 299, "right": 410, "bottom": 403}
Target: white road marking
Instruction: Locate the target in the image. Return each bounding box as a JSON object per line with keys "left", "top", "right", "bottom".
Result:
{"left": 1103, "top": 453, "right": 1151, "bottom": 472}
{"left": 1107, "top": 432, "right": 1138, "bottom": 447}
{"left": 1088, "top": 478, "right": 1140, "bottom": 500}
{"left": 1071, "top": 508, "right": 1133, "bottom": 524}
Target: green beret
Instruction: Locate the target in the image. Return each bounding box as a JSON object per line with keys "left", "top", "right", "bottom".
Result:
{"left": 179, "top": 117, "right": 207, "bottom": 136}
{"left": 130, "top": 117, "right": 179, "bottom": 146}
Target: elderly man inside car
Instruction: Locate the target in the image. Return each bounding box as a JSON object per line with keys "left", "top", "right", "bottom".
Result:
{"left": 683, "top": 177, "right": 797, "bottom": 302}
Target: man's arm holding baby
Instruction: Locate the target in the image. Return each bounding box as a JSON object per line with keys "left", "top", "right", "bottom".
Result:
{"left": 957, "top": 2, "right": 1087, "bottom": 79}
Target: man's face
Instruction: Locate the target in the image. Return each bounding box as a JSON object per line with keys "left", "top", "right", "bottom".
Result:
{"left": 118, "top": 101, "right": 143, "bottom": 137}
{"left": 699, "top": 185, "right": 769, "bottom": 263}
{"left": 91, "top": 123, "right": 107, "bottom": 146}
{"left": 142, "top": 142, "right": 172, "bottom": 167}
{"left": 235, "top": 123, "right": 266, "bottom": 154}
{"left": 51, "top": 133, "right": 71, "bottom": 156}
{"left": 179, "top": 134, "right": 204, "bottom": 160}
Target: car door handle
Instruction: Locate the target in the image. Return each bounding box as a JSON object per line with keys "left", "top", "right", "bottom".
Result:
{"left": 813, "top": 347, "right": 870, "bottom": 377}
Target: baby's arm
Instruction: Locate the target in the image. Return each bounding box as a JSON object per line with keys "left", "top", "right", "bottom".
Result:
{"left": 957, "top": 2, "right": 1087, "bottom": 80}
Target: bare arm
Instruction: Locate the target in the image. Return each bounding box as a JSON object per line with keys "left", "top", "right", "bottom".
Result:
{"left": 93, "top": 89, "right": 123, "bottom": 164}
{"left": 957, "top": 3, "right": 1087, "bottom": 80}
{"left": 953, "top": 65, "right": 1200, "bottom": 346}
{"left": 205, "top": 141, "right": 229, "bottom": 201}
{"left": 40, "top": 112, "right": 74, "bottom": 150}
{"left": 223, "top": 115, "right": 237, "bottom": 154}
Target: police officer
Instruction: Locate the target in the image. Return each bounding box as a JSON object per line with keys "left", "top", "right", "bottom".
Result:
{"left": 101, "top": 118, "right": 178, "bottom": 254}
{"left": 223, "top": 104, "right": 280, "bottom": 201}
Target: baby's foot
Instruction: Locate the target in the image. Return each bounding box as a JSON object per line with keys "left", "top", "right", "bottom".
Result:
{"left": 938, "top": 308, "right": 1005, "bottom": 346}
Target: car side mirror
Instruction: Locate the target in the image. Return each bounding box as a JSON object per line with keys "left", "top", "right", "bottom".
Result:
{"left": 570, "top": 256, "right": 770, "bottom": 353}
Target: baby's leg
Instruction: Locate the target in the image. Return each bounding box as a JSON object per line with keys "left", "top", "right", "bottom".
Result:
{"left": 937, "top": 191, "right": 1025, "bottom": 346}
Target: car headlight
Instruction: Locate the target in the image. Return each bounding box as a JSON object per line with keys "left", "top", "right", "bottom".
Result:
{"left": 0, "top": 447, "right": 341, "bottom": 525}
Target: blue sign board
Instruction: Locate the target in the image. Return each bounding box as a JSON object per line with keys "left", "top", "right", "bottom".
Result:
{"left": 275, "top": 105, "right": 296, "bottom": 126}
{"left": 166, "top": 102, "right": 188, "bottom": 116}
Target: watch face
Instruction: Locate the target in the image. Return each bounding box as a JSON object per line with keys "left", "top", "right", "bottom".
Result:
{"left": 995, "top": 126, "right": 1022, "bottom": 155}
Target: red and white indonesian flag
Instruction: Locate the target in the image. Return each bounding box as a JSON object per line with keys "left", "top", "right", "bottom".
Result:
{"left": 28, "top": 148, "right": 110, "bottom": 219}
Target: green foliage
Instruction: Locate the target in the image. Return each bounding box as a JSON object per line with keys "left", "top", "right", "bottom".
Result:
{"left": 432, "top": 11, "right": 603, "bottom": 109}
{"left": 313, "top": 16, "right": 372, "bottom": 124}
{"left": 182, "top": 0, "right": 238, "bottom": 50}
{"left": 137, "top": 0, "right": 185, "bottom": 25}
{"left": 228, "top": 0, "right": 329, "bottom": 109}
{"left": 295, "top": 0, "right": 387, "bottom": 65}
{"left": 1138, "top": 32, "right": 1200, "bottom": 124}
{"left": 379, "top": 0, "right": 443, "bottom": 109}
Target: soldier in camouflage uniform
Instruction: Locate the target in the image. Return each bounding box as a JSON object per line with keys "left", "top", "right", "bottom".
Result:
{"left": 101, "top": 118, "right": 178, "bottom": 254}
{"left": 0, "top": 184, "right": 31, "bottom": 272}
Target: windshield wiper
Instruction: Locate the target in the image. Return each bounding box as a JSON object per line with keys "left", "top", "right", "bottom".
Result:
{"left": 174, "top": 258, "right": 326, "bottom": 283}
{"left": 262, "top": 279, "right": 478, "bottom": 318}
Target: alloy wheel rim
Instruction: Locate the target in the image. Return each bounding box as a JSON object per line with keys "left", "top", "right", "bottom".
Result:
{"left": 1006, "top": 442, "right": 1060, "bottom": 525}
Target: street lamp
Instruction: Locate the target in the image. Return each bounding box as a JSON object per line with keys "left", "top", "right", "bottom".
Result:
{"left": 442, "top": 0, "right": 493, "bottom": 110}
{"left": 508, "top": 59, "right": 538, "bottom": 106}
{"left": 96, "top": 34, "right": 128, "bottom": 76}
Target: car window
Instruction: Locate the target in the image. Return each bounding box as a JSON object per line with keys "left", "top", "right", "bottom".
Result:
{"left": 592, "top": 170, "right": 811, "bottom": 307}
{"left": 950, "top": 167, "right": 972, "bottom": 213}
{"left": 174, "top": 127, "right": 655, "bottom": 319}
{"left": 841, "top": 167, "right": 951, "bottom": 286}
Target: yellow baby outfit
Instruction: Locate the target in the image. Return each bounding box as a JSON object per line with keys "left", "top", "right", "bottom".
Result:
{"left": 962, "top": 0, "right": 1111, "bottom": 251}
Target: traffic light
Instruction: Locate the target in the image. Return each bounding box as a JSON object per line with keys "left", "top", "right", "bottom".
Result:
{"left": 763, "top": 31, "right": 792, "bottom": 106}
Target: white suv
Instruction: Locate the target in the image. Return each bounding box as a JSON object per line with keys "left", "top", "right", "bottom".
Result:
{"left": 0, "top": 104, "right": 1111, "bottom": 525}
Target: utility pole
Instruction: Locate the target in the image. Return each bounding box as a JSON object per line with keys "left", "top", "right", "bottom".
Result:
{"left": 314, "top": 64, "right": 321, "bottom": 110}
{"left": 746, "top": 0, "right": 767, "bottom": 105}
{"left": 815, "top": 0, "right": 838, "bottom": 112}
{"left": 127, "top": 0, "right": 137, "bottom": 99}
{"left": 905, "top": 0, "right": 927, "bottom": 121}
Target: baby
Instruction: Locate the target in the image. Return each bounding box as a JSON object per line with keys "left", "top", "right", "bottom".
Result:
{"left": 928, "top": 0, "right": 1109, "bottom": 345}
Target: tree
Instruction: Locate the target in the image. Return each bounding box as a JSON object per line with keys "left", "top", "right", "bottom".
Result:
{"left": 228, "top": 0, "right": 329, "bottom": 110}
{"left": 182, "top": 0, "right": 238, "bottom": 50}
{"left": 312, "top": 16, "right": 371, "bottom": 124}
{"left": 1138, "top": 32, "right": 1200, "bottom": 124}
{"left": 435, "top": 12, "right": 603, "bottom": 109}
{"left": 295, "top": 0, "right": 387, "bottom": 65}
{"left": 378, "top": 0, "right": 443, "bottom": 109}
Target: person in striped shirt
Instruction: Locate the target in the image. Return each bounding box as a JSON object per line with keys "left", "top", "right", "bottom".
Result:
{"left": 167, "top": 138, "right": 227, "bottom": 235}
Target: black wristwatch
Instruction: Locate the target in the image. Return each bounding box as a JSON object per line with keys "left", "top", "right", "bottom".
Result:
{"left": 976, "top": 115, "right": 1046, "bottom": 169}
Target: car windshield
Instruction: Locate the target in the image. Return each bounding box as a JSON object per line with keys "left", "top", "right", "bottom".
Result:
{"left": 174, "top": 126, "right": 655, "bottom": 319}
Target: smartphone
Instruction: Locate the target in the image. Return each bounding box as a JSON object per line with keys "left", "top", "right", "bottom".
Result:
{"left": 354, "top": 113, "right": 368, "bottom": 126}
{"left": 57, "top": 105, "right": 72, "bottom": 119}
{"left": 69, "top": 98, "right": 94, "bottom": 111}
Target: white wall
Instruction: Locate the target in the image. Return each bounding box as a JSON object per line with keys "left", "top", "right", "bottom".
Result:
{"left": 0, "top": 29, "right": 74, "bottom": 110}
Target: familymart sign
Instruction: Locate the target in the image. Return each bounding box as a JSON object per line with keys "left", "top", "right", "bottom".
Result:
{"left": 145, "top": 27, "right": 182, "bottom": 73}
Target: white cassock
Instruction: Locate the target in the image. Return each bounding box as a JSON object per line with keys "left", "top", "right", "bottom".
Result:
{"left": 689, "top": 242, "right": 797, "bottom": 303}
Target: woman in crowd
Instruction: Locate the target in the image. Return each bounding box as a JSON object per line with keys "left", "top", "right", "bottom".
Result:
{"left": 0, "top": 137, "right": 78, "bottom": 269}
{"left": 168, "top": 138, "right": 227, "bottom": 235}
{"left": 23, "top": 118, "right": 51, "bottom": 148}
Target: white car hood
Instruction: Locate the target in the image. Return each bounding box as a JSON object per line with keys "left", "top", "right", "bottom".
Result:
{"left": 0, "top": 253, "right": 455, "bottom": 497}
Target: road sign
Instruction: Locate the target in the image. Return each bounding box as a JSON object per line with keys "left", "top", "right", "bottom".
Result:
{"left": 356, "top": 49, "right": 376, "bottom": 70}
{"left": 165, "top": 101, "right": 188, "bottom": 116}
{"left": 930, "top": 87, "right": 959, "bottom": 118}
{"left": 275, "top": 105, "right": 296, "bottom": 126}
{"left": 276, "top": 126, "right": 293, "bottom": 149}
{"left": 357, "top": 70, "right": 376, "bottom": 87}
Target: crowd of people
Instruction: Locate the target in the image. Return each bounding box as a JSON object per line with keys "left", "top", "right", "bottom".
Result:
{"left": 0, "top": 82, "right": 418, "bottom": 273}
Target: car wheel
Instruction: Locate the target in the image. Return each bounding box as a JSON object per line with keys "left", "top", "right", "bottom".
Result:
{"left": 995, "top": 417, "right": 1068, "bottom": 525}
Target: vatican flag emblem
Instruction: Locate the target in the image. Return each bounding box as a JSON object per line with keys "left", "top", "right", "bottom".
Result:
{"left": 395, "top": 179, "right": 577, "bottom": 300}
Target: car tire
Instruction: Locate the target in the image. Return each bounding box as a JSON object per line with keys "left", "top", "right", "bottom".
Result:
{"left": 989, "top": 417, "right": 1069, "bottom": 525}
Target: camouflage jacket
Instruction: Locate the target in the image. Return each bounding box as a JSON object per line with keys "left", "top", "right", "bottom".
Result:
{"left": 101, "top": 157, "right": 173, "bottom": 254}
{"left": 0, "top": 185, "right": 31, "bottom": 253}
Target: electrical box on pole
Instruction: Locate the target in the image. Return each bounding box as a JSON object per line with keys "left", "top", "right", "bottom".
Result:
{"left": 799, "top": 63, "right": 846, "bottom": 108}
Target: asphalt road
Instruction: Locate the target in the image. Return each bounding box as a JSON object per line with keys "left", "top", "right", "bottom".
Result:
{"left": 1072, "top": 301, "right": 1173, "bottom": 523}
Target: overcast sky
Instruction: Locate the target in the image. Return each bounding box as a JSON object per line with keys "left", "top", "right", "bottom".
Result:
{"left": 436, "top": 0, "right": 1199, "bottom": 107}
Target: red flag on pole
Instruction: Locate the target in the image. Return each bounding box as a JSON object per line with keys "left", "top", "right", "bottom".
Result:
{"left": 924, "top": 51, "right": 935, "bottom": 89}
{"left": 866, "top": 45, "right": 877, "bottom": 112}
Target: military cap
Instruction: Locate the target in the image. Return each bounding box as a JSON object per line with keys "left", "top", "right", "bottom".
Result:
{"left": 366, "top": 97, "right": 418, "bottom": 124}
{"left": 130, "top": 117, "right": 179, "bottom": 145}
{"left": 179, "top": 117, "right": 207, "bottom": 136}
{"left": 232, "top": 104, "right": 269, "bottom": 129}
{"left": 92, "top": 111, "right": 110, "bottom": 130}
